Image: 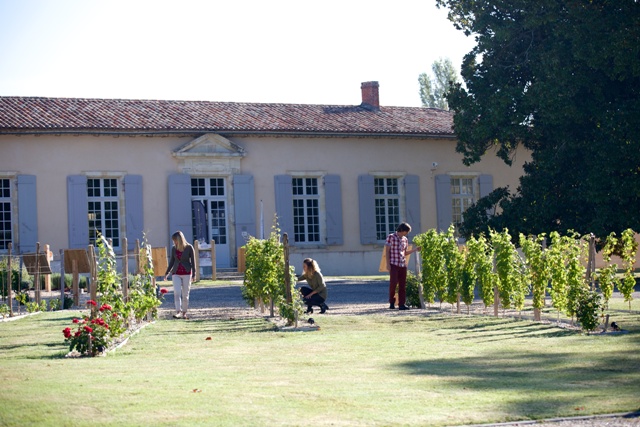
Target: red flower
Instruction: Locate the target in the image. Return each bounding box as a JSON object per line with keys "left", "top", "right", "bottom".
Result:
{"left": 112, "top": 313, "right": 118, "bottom": 318}
{"left": 87, "top": 300, "right": 97, "bottom": 307}
{"left": 75, "top": 331, "right": 82, "bottom": 337}
{"left": 84, "top": 326, "right": 93, "bottom": 333}
{"left": 99, "top": 304, "right": 112, "bottom": 312}
{"left": 63, "top": 327, "right": 72, "bottom": 339}
{"left": 160, "top": 288, "right": 168, "bottom": 294}
{"left": 72, "top": 318, "right": 80, "bottom": 324}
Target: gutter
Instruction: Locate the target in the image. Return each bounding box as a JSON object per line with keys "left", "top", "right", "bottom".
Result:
{"left": 0, "top": 129, "right": 457, "bottom": 139}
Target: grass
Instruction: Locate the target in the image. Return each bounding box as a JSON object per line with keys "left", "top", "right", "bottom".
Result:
{"left": 1, "top": 293, "right": 639, "bottom": 427}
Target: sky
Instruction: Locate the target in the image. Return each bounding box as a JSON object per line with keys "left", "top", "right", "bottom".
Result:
{"left": 0, "top": 0, "right": 476, "bottom": 108}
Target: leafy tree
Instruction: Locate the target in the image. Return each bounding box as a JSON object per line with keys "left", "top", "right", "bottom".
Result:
{"left": 418, "top": 57, "right": 459, "bottom": 109}
{"left": 437, "top": 0, "right": 640, "bottom": 239}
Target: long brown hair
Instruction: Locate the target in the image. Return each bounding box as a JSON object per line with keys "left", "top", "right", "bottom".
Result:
{"left": 172, "top": 231, "right": 188, "bottom": 252}
{"left": 303, "top": 258, "right": 320, "bottom": 276}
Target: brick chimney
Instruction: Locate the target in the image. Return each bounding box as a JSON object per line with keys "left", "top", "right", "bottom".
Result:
{"left": 361, "top": 81, "right": 380, "bottom": 109}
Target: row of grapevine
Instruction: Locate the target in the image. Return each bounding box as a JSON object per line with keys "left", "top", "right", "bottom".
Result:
{"left": 413, "top": 226, "right": 637, "bottom": 330}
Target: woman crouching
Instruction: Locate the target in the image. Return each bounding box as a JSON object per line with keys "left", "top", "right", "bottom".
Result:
{"left": 296, "top": 258, "right": 329, "bottom": 314}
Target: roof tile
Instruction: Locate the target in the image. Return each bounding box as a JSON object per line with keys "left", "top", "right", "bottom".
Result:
{"left": 0, "top": 97, "right": 454, "bottom": 136}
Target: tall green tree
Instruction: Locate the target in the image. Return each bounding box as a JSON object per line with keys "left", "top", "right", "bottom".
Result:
{"left": 418, "top": 57, "right": 459, "bottom": 109}
{"left": 437, "top": 0, "right": 640, "bottom": 240}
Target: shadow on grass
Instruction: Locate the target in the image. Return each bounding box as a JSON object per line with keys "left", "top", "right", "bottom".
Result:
{"left": 148, "top": 317, "right": 277, "bottom": 336}
{"left": 395, "top": 348, "right": 640, "bottom": 418}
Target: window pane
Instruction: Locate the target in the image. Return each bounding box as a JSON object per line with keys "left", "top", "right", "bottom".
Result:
{"left": 87, "top": 179, "right": 119, "bottom": 247}
{"left": 191, "top": 178, "right": 206, "bottom": 196}
{"left": 450, "top": 177, "right": 476, "bottom": 225}
{"left": 0, "top": 184, "right": 11, "bottom": 249}
{"left": 292, "top": 177, "right": 319, "bottom": 243}
{"left": 374, "top": 178, "right": 400, "bottom": 241}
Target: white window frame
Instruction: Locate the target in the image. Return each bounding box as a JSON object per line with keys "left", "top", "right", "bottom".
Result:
{"left": 291, "top": 175, "right": 322, "bottom": 244}
{"left": 0, "top": 175, "right": 14, "bottom": 252}
{"left": 450, "top": 174, "right": 479, "bottom": 226}
{"left": 372, "top": 173, "right": 406, "bottom": 241}
{"left": 190, "top": 177, "right": 228, "bottom": 245}
{"left": 86, "top": 174, "right": 124, "bottom": 248}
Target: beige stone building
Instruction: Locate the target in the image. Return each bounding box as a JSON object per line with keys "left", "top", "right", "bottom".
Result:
{"left": 0, "top": 82, "right": 527, "bottom": 275}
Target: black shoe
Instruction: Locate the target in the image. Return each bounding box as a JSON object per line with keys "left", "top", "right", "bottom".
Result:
{"left": 389, "top": 303, "right": 395, "bottom": 310}
{"left": 399, "top": 305, "right": 409, "bottom": 311}
{"left": 320, "top": 304, "right": 328, "bottom": 314}
{"left": 306, "top": 306, "right": 313, "bottom": 314}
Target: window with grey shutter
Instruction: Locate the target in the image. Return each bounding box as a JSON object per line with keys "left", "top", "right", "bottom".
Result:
{"left": 479, "top": 174, "right": 493, "bottom": 198}
{"left": 274, "top": 175, "right": 294, "bottom": 239}
{"left": 324, "top": 175, "right": 343, "bottom": 245}
{"left": 435, "top": 174, "right": 453, "bottom": 232}
{"left": 17, "top": 175, "right": 38, "bottom": 253}
{"left": 124, "top": 175, "right": 143, "bottom": 250}
{"left": 404, "top": 174, "right": 421, "bottom": 238}
{"left": 168, "top": 173, "right": 194, "bottom": 244}
{"left": 67, "top": 175, "right": 89, "bottom": 249}
{"left": 358, "top": 174, "right": 377, "bottom": 244}
{"left": 233, "top": 174, "right": 256, "bottom": 246}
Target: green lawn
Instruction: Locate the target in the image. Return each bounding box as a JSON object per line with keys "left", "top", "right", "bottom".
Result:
{"left": 1, "top": 299, "right": 639, "bottom": 427}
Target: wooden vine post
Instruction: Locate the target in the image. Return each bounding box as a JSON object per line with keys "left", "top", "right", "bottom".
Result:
{"left": 6, "top": 243, "right": 13, "bottom": 317}
{"left": 88, "top": 245, "right": 97, "bottom": 317}
{"left": 59, "top": 249, "right": 65, "bottom": 310}
{"left": 415, "top": 251, "right": 426, "bottom": 309}
{"left": 122, "top": 237, "right": 129, "bottom": 303}
{"left": 210, "top": 242, "right": 216, "bottom": 281}
{"left": 585, "top": 234, "right": 596, "bottom": 290}
{"left": 134, "top": 239, "right": 140, "bottom": 274}
{"left": 63, "top": 249, "right": 90, "bottom": 307}
{"left": 194, "top": 240, "right": 200, "bottom": 282}
{"left": 34, "top": 242, "right": 41, "bottom": 304}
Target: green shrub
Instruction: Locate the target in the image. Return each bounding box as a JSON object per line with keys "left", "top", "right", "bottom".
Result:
{"left": 49, "top": 298, "right": 61, "bottom": 311}
{"left": 576, "top": 289, "right": 602, "bottom": 332}
{"left": 405, "top": 271, "right": 422, "bottom": 308}
{"left": 0, "top": 259, "right": 31, "bottom": 297}
{"left": 50, "top": 273, "right": 89, "bottom": 291}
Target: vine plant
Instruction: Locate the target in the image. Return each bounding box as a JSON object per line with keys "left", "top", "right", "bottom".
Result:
{"left": 519, "top": 233, "right": 550, "bottom": 317}
{"left": 413, "top": 229, "right": 446, "bottom": 306}
{"left": 490, "top": 228, "right": 527, "bottom": 312}
{"left": 619, "top": 228, "right": 638, "bottom": 309}
{"left": 242, "top": 221, "right": 303, "bottom": 324}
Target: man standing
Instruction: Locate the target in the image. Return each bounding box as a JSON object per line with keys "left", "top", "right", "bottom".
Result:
{"left": 386, "top": 222, "right": 421, "bottom": 310}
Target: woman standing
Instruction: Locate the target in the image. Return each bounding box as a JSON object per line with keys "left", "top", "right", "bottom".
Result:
{"left": 296, "top": 258, "right": 329, "bottom": 314}
{"left": 164, "top": 231, "right": 196, "bottom": 319}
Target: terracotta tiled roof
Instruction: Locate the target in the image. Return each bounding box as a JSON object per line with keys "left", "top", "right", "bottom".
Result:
{"left": 0, "top": 96, "right": 454, "bottom": 137}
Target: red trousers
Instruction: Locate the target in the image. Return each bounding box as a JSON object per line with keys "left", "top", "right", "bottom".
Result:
{"left": 389, "top": 264, "right": 407, "bottom": 306}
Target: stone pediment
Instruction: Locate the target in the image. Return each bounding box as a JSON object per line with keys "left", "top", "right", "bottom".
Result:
{"left": 173, "top": 133, "right": 246, "bottom": 158}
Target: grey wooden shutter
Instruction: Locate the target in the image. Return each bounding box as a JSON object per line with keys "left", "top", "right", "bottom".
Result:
{"left": 404, "top": 174, "right": 421, "bottom": 239}
{"left": 67, "top": 175, "right": 89, "bottom": 249}
{"left": 478, "top": 174, "right": 493, "bottom": 198}
{"left": 435, "top": 174, "right": 453, "bottom": 232}
{"left": 168, "top": 173, "right": 194, "bottom": 244}
{"left": 358, "top": 174, "right": 376, "bottom": 244}
{"left": 17, "top": 175, "right": 38, "bottom": 253}
{"left": 274, "top": 175, "right": 293, "bottom": 239}
{"left": 124, "top": 175, "right": 144, "bottom": 250}
{"left": 233, "top": 174, "right": 256, "bottom": 246}
{"left": 324, "top": 174, "right": 343, "bottom": 245}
